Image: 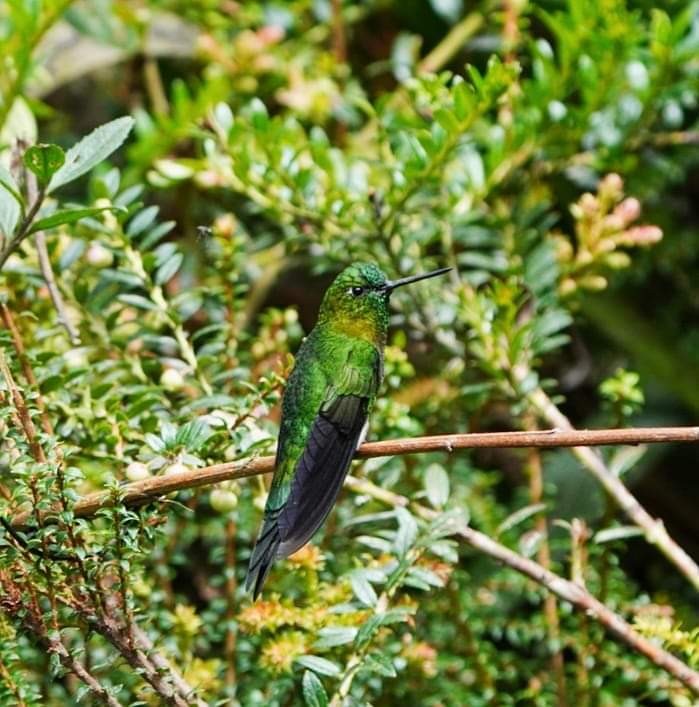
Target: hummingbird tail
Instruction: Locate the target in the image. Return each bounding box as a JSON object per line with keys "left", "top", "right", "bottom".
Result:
{"left": 245, "top": 515, "right": 282, "bottom": 600}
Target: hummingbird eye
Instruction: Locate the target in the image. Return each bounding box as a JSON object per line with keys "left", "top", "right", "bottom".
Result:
{"left": 349, "top": 286, "right": 365, "bottom": 297}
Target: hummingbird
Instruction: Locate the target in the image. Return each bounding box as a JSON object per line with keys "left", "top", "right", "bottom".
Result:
{"left": 245, "top": 262, "right": 451, "bottom": 598}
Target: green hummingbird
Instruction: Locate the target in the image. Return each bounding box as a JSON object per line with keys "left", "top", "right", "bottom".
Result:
{"left": 245, "top": 262, "right": 451, "bottom": 598}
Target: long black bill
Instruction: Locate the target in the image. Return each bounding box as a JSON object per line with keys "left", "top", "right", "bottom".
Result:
{"left": 385, "top": 266, "right": 452, "bottom": 292}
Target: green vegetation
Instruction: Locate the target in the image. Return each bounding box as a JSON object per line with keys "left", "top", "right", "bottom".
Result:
{"left": 1, "top": 1, "right": 698, "bottom": 705}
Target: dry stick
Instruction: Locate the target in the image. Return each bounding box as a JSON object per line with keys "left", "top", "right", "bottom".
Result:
{"left": 11, "top": 426, "right": 699, "bottom": 527}
{"left": 528, "top": 388, "right": 699, "bottom": 592}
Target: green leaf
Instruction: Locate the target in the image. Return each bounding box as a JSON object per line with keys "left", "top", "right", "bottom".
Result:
{"left": 594, "top": 525, "right": 644, "bottom": 544}
{"left": 363, "top": 653, "right": 397, "bottom": 678}
{"left": 28, "top": 206, "right": 123, "bottom": 234}
{"left": 48, "top": 116, "right": 134, "bottom": 193}
{"left": 313, "top": 627, "right": 357, "bottom": 649}
{"left": 350, "top": 572, "right": 378, "bottom": 607}
{"left": 127, "top": 205, "right": 159, "bottom": 238}
{"left": 118, "top": 293, "right": 158, "bottom": 311}
{"left": 0, "top": 164, "right": 22, "bottom": 238}
{"left": 23, "top": 144, "right": 65, "bottom": 187}
{"left": 496, "top": 503, "right": 547, "bottom": 536}
{"left": 424, "top": 464, "right": 449, "bottom": 508}
{"left": 294, "top": 655, "right": 340, "bottom": 677}
{"left": 394, "top": 507, "right": 418, "bottom": 556}
{"left": 155, "top": 252, "right": 183, "bottom": 285}
{"left": 302, "top": 670, "right": 328, "bottom": 707}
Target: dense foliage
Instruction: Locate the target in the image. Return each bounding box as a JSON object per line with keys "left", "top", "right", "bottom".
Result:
{"left": 1, "top": 1, "right": 698, "bottom": 705}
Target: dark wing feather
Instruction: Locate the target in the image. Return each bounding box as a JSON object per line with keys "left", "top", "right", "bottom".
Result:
{"left": 245, "top": 342, "right": 381, "bottom": 598}
{"left": 276, "top": 393, "right": 368, "bottom": 557}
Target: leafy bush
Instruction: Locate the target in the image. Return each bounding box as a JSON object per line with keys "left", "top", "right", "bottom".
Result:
{"left": 1, "top": 1, "right": 698, "bottom": 705}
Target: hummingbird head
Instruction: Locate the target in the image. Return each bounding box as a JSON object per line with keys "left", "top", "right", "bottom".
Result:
{"left": 317, "top": 262, "right": 451, "bottom": 344}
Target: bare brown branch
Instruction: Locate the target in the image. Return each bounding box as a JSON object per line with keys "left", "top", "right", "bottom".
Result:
{"left": 11, "top": 425, "right": 699, "bottom": 527}
{"left": 528, "top": 389, "right": 699, "bottom": 591}
{"left": 354, "top": 477, "right": 699, "bottom": 696}
{"left": 454, "top": 522, "right": 699, "bottom": 694}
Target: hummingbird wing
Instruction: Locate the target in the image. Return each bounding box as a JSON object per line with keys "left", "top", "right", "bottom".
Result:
{"left": 245, "top": 343, "right": 381, "bottom": 598}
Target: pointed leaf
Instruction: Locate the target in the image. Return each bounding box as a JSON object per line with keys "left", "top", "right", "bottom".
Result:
{"left": 313, "top": 627, "right": 358, "bottom": 649}
{"left": 48, "top": 116, "right": 134, "bottom": 192}
{"left": 394, "top": 507, "right": 418, "bottom": 556}
{"left": 155, "top": 252, "right": 183, "bottom": 285}
{"left": 594, "top": 525, "right": 644, "bottom": 544}
{"left": 0, "top": 165, "right": 22, "bottom": 238}
{"left": 294, "top": 655, "right": 340, "bottom": 677}
{"left": 424, "top": 464, "right": 449, "bottom": 508}
{"left": 118, "top": 294, "right": 158, "bottom": 311}
{"left": 28, "top": 206, "right": 123, "bottom": 234}
{"left": 496, "top": 503, "right": 547, "bottom": 536}
{"left": 363, "top": 653, "right": 397, "bottom": 678}
{"left": 350, "top": 572, "right": 378, "bottom": 607}
{"left": 302, "top": 670, "right": 328, "bottom": 707}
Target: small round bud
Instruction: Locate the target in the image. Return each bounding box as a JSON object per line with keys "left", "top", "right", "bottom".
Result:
{"left": 284, "top": 308, "right": 298, "bottom": 325}
{"left": 125, "top": 462, "right": 150, "bottom": 481}
{"left": 160, "top": 368, "right": 185, "bottom": 391}
{"left": 580, "top": 275, "right": 608, "bottom": 291}
{"left": 64, "top": 348, "right": 88, "bottom": 369}
{"left": 85, "top": 242, "right": 114, "bottom": 268}
{"left": 164, "top": 461, "right": 189, "bottom": 475}
{"left": 613, "top": 197, "right": 641, "bottom": 226}
{"left": 210, "top": 488, "right": 239, "bottom": 512}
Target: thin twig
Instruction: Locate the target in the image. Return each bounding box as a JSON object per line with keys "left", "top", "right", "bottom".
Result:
{"left": 0, "top": 302, "right": 53, "bottom": 435}
{"left": 330, "top": 0, "right": 347, "bottom": 64}
{"left": 417, "top": 12, "right": 484, "bottom": 74}
{"left": 47, "top": 636, "right": 123, "bottom": 707}
{"left": 0, "top": 347, "right": 46, "bottom": 463}
{"left": 11, "top": 426, "right": 699, "bottom": 526}
{"left": 131, "top": 625, "right": 207, "bottom": 707}
{"left": 528, "top": 388, "right": 699, "bottom": 591}
{"left": 35, "top": 230, "right": 80, "bottom": 344}
{"left": 24, "top": 168, "right": 80, "bottom": 344}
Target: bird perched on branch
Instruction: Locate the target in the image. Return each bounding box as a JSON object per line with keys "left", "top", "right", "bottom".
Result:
{"left": 245, "top": 262, "right": 451, "bottom": 598}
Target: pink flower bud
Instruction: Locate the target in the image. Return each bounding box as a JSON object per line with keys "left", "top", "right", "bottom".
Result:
{"left": 613, "top": 197, "right": 641, "bottom": 226}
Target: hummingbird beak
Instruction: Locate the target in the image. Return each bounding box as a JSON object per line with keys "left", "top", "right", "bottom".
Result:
{"left": 384, "top": 266, "right": 452, "bottom": 293}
